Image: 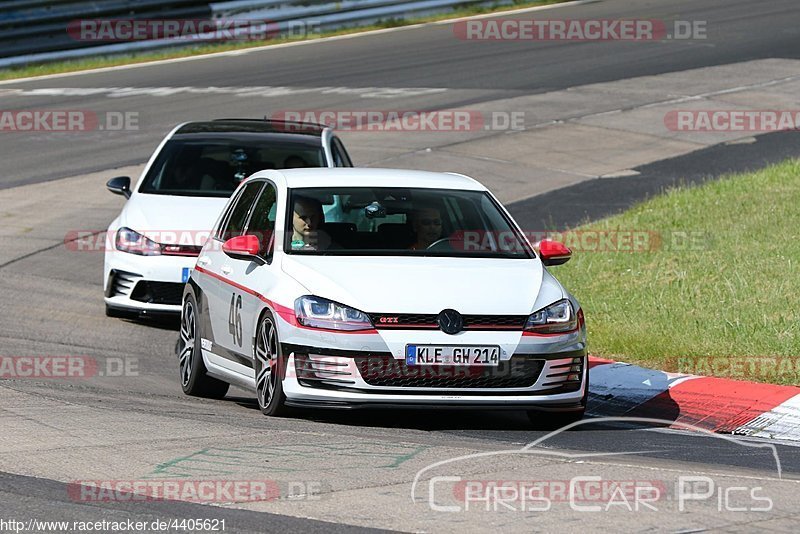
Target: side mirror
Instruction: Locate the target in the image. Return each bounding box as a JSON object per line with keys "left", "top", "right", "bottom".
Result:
{"left": 107, "top": 176, "right": 131, "bottom": 198}
{"left": 222, "top": 234, "right": 262, "bottom": 262}
{"left": 537, "top": 239, "right": 571, "bottom": 266}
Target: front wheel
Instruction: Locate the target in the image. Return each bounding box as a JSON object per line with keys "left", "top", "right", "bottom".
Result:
{"left": 254, "top": 310, "right": 289, "bottom": 416}
{"left": 178, "top": 294, "right": 229, "bottom": 399}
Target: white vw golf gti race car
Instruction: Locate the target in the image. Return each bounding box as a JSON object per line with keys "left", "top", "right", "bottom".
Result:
{"left": 103, "top": 119, "right": 352, "bottom": 319}
{"left": 178, "top": 168, "right": 587, "bottom": 423}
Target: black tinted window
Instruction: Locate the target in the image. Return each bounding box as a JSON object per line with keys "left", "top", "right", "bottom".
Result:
{"left": 221, "top": 182, "right": 263, "bottom": 241}
{"left": 139, "top": 138, "right": 325, "bottom": 197}
{"left": 285, "top": 187, "right": 532, "bottom": 258}
{"left": 332, "top": 138, "right": 352, "bottom": 167}
{"left": 246, "top": 183, "right": 278, "bottom": 259}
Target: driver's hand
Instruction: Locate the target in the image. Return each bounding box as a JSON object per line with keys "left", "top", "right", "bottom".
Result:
{"left": 303, "top": 230, "right": 319, "bottom": 248}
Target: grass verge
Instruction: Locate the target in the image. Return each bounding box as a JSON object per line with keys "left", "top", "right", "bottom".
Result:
{"left": 554, "top": 159, "right": 800, "bottom": 385}
{"left": 0, "top": 0, "right": 568, "bottom": 81}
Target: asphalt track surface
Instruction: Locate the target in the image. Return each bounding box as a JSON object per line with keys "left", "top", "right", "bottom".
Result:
{"left": 508, "top": 130, "right": 800, "bottom": 230}
{"left": 1, "top": 0, "right": 800, "bottom": 188}
{"left": 2, "top": 0, "right": 800, "bottom": 531}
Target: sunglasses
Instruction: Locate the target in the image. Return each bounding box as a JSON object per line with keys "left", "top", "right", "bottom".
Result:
{"left": 420, "top": 219, "right": 442, "bottom": 226}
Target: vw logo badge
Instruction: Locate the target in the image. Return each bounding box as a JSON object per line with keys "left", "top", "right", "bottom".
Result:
{"left": 437, "top": 309, "right": 463, "bottom": 335}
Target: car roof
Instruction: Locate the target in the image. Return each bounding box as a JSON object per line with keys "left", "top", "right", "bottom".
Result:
{"left": 169, "top": 131, "right": 326, "bottom": 146}
{"left": 174, "top": 119, "right": 326, "bottom": 136}
{"left": 255, "top": 168, "right": 486, "bottom": 191}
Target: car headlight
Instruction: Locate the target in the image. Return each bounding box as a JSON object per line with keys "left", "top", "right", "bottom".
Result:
{"left": 115, "top": 227, "right": 161, "bottom": 256}
{"left": 524, "top": 299, "right": 579, "bottom": 334}
{"left": 294, "top": 296, "right": 373, "bottom": 331}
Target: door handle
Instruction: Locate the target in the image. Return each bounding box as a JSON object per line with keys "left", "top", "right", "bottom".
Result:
{"left": 221, "top": 265, "right": 232, "bottom": 275}
{"left": 197, "top": 256, "right": 211, "bottom": 267}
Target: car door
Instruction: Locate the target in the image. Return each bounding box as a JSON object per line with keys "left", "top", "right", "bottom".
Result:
{"left": 237, "top": 181, "right": 281, "bottom": 368}
{"left": 199, "top": 179, "right": 264, "bottom": 367}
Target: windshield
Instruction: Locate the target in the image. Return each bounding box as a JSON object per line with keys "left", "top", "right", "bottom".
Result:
{"left": 284, "top": 187, "right": 533, "bottom": 258}
{"left": 139, "top": 138, "right": 326, "bottom": 197}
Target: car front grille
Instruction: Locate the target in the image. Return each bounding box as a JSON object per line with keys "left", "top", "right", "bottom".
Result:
{"left": 108, "top": 270, "right": 140, "bottom": 298}
{"left": 294, "top": 354, "right": 357, "bottom": 388}
{"left": 538, "top": 356, "right": 585, "bottom": 393}
{"left": 463, "top": 315, "right": 527, "bottom": 330}
{"left": 369, "top": 313, "right": 528, "bottom": 331}
{"left": 355, "top": 356, "right": 544, "bottom": 389}
{"left": 129, "top": 281, "right": 184, "bottom": 305}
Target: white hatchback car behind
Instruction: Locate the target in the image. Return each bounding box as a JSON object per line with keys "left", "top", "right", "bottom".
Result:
{"left": 103, "top": 119, "right": 352, "bottom": 318}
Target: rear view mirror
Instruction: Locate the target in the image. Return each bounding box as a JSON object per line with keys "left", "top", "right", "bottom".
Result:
{"left": 106, "top": 176, "right": 131, "bottom": 198}
{"left": 364, "top": 201, "right": 386, "bottom": 219}
{"left": 222, "top": 234, "right": 263, "bottom": 263}
{"left": 537, "top": 239, "right": 572, "bottom": 266}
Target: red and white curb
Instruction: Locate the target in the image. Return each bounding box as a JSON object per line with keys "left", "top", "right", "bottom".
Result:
{"left": 588, "top": 357, "right": 800, "bottom": 442}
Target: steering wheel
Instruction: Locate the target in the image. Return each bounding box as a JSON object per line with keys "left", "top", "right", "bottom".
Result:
{"left": 426, "top": 237, "right": 457, "bottom": 251}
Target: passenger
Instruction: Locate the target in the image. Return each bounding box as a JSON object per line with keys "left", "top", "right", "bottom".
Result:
{"left": 408, "top": 206, "right": 443, "bottom": 250}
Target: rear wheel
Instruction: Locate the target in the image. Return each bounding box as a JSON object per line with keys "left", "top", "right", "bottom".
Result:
{"left": 255, "top": 311, "right": 289, "bottom": 416}
{"left": 178, "top": 295, "right": 229, "bottom": 399}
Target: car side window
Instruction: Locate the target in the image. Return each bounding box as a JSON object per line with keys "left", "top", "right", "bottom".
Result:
{"left": 219, "top": 181, "right": 263, "bottom": 241}
{"left": 244, "top": 182, "right": 278, "bottom": 260}
{"left": 331, "top": 137, "right": 353, "bottom": 167}
{"left": 214, "top": 187, "right": 244, "bottom": 241}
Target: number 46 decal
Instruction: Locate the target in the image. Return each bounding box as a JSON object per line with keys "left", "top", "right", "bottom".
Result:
{"left": 228, "top": 293, "right": 243, "bottom": 347}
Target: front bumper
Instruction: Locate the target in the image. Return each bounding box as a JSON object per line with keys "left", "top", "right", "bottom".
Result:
{"left": 280, "top": 348, "right": 587, "bottom": 409}
{"left": 103, "top": 249, "right": 197, "bottom": 314}
{"left": 273, "top": 301, "right": 588, "bottom": 409}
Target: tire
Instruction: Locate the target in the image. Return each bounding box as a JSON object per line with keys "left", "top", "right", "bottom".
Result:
{"left": 254, "top": 310, "right": 289, "bottom": 416}
{"left": 178, "top": 294, "right": 229, "bottom": 399}
{"left": 105, "top": 304, "right": 137, "bottom": 319}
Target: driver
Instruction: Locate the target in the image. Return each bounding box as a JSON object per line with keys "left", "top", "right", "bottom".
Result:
{"left": 290, "top": 196, "right": 331, "bottom": 250}
{"left": 408, "top": 206, "right": 443, "bottom": 250}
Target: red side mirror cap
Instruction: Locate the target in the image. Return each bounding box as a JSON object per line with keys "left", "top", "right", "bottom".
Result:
{"left": 538, "top": 239, "right": 571, "bottom": 266}
{"left": 222, "top": 234, "right": 260, "bottom": 257}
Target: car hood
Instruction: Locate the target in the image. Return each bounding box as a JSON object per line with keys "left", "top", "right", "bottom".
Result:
{"left": 118, "top": 193, "right": 229, "bottom": 245}
{"left": 280, "top": 255, "right": 546, "bottom": 315}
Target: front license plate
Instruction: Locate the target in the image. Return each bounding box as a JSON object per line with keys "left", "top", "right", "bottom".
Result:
{"left": 181, "top": 267, "right": 192, "bottom": 283}
{"left": 406, "top": 345, "right": 500, "bottom": 366}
